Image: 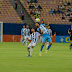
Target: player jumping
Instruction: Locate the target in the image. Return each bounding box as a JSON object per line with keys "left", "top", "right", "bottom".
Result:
{"left": 68, "top": 25, "right": 72, "bottom": 49}
{"left": 35, "top": 23, "right": 52, "bottom": 56}
{"left": 27, "top": 29, "right": 38, "bottom": 57}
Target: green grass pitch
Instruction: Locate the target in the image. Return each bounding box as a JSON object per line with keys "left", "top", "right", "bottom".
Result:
{"left": 0, "top": 42, "right": 72, "bottom": 72}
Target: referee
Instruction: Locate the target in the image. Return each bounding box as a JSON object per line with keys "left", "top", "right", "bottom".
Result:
{"left": 68, "top": 25, "right": 72, "bottom": 49}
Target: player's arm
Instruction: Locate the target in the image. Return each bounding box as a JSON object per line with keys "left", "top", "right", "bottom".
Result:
{"left": 29, "top": 30, "right": 30, "bottom": 36}
{"left": 23, "top": 29, "right": 25, "bottom": 35}
{"left": 27, "top": 35, "right": 31, "bottom": 42}
{"left": 21, "top": 31, "right": 22, "bottom": 36}
{"left": 51, "top": 30, "right": 52, "bottom": 37}
{"left": 68, "top": 29, "right": 71, "bottom": 34}
{"left": 27, "top": 38, "right": 31, "bottom": 42}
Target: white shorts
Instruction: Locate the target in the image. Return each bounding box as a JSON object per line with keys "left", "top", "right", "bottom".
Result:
{"left": 25, "top": 36, "right": 30, "bottom": 40}
{"left": 28, "top": 42, "right": 37, "bottom": 48}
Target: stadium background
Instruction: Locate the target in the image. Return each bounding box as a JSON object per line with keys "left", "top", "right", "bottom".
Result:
{"left": 0, "top": 0, "right": 72, "bottom": 43}
{"left": 0, "top": 0, "right": 72, "bottom": 72}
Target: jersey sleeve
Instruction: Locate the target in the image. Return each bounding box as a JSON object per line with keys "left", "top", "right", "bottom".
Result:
{"left": 37, "top": 28, "right": 39, "bottom": 31}
{"left": 51, "top": 29, "right": 52, "bottom": 33}
{"left": 39, "top": 25, "right": 43, "bottom": 33}
{"left": 29, "top": 35, "right": 32, "bottom": 40}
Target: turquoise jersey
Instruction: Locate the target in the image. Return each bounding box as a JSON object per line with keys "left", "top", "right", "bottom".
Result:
{"left": 21, "top": 28, "right": 24, "bottom": 36}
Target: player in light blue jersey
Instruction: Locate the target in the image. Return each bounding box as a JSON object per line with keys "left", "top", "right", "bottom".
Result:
{"left": 37, "top": 23, "right": 45, "bottom": 32}
{"left": 21, "top": 25, "right": 25, "bottom": 45}
{"left": 35, "top": 23, "right": 52, "bottom": 56}
{"left": 40, "top": 23, "right": 45, "bottom": 27}
{"left": 27, "top": 28, "right": 38, "bottom": 57}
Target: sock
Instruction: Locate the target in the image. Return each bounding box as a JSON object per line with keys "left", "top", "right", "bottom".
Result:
{"left": 46, "top": 42, "right": 49, "bottom": 48}
{"left": 47, "top": 44, "right": 51, "bottom": 51}
{"left": 40, "top": 45, "right": 44, "bottom": 52}
{"left": 27, "top": 48, "right": 30, "bottom": 55}
{"left": 22, "top": 39, "right": 24, "bottom": 42}
{"left": 22, "top": 39, "right": 24, "bottom": 44}
{"left": 26, "top": 40, "right": 28, "bottom": 46}
{"left": 30, "top": 48, "right": 33, "bottom": 56}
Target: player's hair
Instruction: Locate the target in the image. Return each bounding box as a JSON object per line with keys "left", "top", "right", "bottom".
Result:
{"left": 45, "top": 24, "right": 48, "bottom": 27}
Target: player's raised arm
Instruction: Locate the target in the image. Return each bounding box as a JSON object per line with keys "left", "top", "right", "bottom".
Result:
{"left": 21, "top": 30, "right": 22, "bottom": 36}
{"left": 35, "top": 23, "right": 43, "bottom": 34}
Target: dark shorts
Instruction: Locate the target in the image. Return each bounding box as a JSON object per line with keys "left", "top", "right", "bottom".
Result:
{"left": 70, "top": 36, "right": 72, "bottom": 41}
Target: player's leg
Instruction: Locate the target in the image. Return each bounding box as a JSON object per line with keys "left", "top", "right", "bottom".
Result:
{"left": 30, "top": 43, "right": 36, "bottom": 57}
{"left": 27, "top": 47, "right": 30, "bottom": 57}
{"left": 70, "top": 37, "right": 72, "bottom": 49}
{"left": 39, "top": 36, "right": 46, "bottom": 56}
{"left": 25, "top": 36, "right": 29, "bottom": 46}
{"left": 47, "top": 42, "right": 52, "bottom": 50}
{"left": 30, "top": 46, "right": 33, "bottom": 57}
{"left": 22, "top": 36, "right": 25, "bottom": 45}
{"left": 71, "top": 41, "right": 72, "bottom": 48}
{"left": 45, "top": 36, "right": 52, "bottom": 54}
{"left": 22, "top": 35, "right": 24, "bottom": 45}
{"left": 46, "top": 41, "right": 49, "bottom": 48}
{"left": 27, "top": 43, "right": 31, "bottom": 57}
{"left": 24, "top": 36, "right": 27, "bottom": 46}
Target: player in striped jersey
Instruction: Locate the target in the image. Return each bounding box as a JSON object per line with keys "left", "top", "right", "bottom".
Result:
{"left": 27, "top": 29, "right": 38, "bottom": 57}
{"left": 35, "top": 23, "right": 52, "bottom": 56}
{"left": 24, "top": 25, "right": 30, "bottom": 46}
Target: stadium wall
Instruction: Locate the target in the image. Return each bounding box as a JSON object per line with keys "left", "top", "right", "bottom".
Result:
{"left": 49, "top": 24, "right": 71, "bottom": 36}
{"left": 56, "top": 36, "right": 70, "bottom": 43}
{"left": 3, "top": 23, "right": 25, "bottom": 42}
{"left": 3, "top": 23, "right": 71, "bottom": 42}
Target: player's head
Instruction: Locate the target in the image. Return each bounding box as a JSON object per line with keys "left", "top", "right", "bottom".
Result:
{"left": 35, "top": 23, "right": 39, "bottom": 28}
{"left": 26, "top": 25, "right": 29, "bottom": 29}
{"left": 31, "top": 28, "right": 35, "bottom": 33}
{"left": 23, "top": 25, "right": 25, "bottom": 28}
{"left": 48, "top": 26, "right": 50, "bottom": 29}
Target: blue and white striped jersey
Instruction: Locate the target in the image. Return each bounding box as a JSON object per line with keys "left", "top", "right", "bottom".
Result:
{"left": 30, "top": 32, "right": 38, "bottom": 43}
{"left": 40, "top": 24, "right": 45, "bottom": 27}
{"left": 37, "top": 24, "right": 45, "bottom": 32}
{"left": 47, "top": 29, "right": 52, "bottom": 36}
{"left": 40, "top": 25, "right": 49, "bottom": 34}
{"left": 24, "top": 28, "right": 30, "bottom": 36}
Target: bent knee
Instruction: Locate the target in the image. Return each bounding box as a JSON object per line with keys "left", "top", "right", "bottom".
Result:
{"left": 49, "top": 42, "right": 52, "bottom": 45}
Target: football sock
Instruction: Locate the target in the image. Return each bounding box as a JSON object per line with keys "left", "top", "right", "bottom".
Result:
{"left": 26, "top": 40, "right": 28, "bottom": 46}
{"left": 47, "top": 44, "right": 51, "bottom": 51}
{"left": 40, "top": 45, "right": 44, "bottom": 52}
{"left": 46, "top": 42, "right": 49, "bottom": 48}
{"left": 27, "top": 48, "right": 30, "bottom": 55}
{"left": 30, "top": 48, "right": 33, "bottom": 56}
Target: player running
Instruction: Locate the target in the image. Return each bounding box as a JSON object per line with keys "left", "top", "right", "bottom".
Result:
{"left": 45, "top": 25, "right": 52, "bottom": 53}
{"left": 35, "top": 23, "right": 52, "bottom": 56}
{"left": 24, "top": 25, "right": 30, "bottom": 46}
{"left": 68, "top": 25, "right": 72, "bottom": 49}
{"left": 21, "top": 25, "right": 25, "bottom": 45}
{"left": 27, "top": 29, "right": 38, "bottom": 57}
